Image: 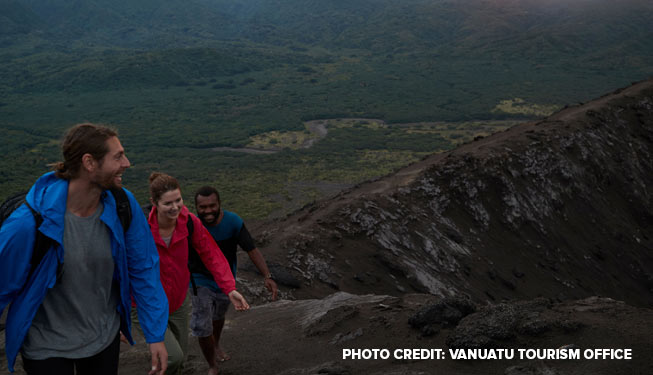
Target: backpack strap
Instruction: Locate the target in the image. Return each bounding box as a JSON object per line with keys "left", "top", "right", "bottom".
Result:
{"left": 9, "top": 188, "right": 130, "bottom": 294}
{"left": 109, "top": 187, "right": 132, "bottom": 234}
{"left": 187, "top": 217, "right": 199, "bottom": 295}
{"left": 186, "top": 216, "right": 194, "bottom": 236}
{"left": 23, "top": 201, "right": 59, "bottom": 284}
{"left": 2, "top": 192, "right": 60, "bottom": 290}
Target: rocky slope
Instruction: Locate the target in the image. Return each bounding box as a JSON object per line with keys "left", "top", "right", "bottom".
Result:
{"left": 251, "top": 79, "right": 653, "bottom": 308}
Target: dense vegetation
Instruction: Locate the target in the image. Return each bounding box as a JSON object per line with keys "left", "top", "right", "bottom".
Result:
{"left": 1, "top": 0, "right": 652, "bottom": 218}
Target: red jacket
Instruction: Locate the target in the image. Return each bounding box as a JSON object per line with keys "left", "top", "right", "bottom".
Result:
{"left": 149, "top": 205, "right": 236, "bottom": 313}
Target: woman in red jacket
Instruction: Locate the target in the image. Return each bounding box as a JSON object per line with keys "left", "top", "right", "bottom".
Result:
{"left": 146, "top": 172, "right": 249, "bottom": 375}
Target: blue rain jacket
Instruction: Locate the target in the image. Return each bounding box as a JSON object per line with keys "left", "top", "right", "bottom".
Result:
{"left": 0, "top": 172, "right": 168, "bottom": 371}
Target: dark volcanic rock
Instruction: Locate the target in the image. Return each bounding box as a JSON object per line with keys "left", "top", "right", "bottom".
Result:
{"left": 277, "top": 361, "right": 352, "bottom": 375}
{"left": 268, "top": 263, "right": 303, "bottom": 288}
{"left": 240, "top": 261, "right": 302, "bottom": 289}
{"left": 504, "top": 364, "right": 560, "bottom": 375}
{"left": 305, "top": 305, "right": 359, "bottom": 337}
{"left": 407, "top": 296, "right": 477, "bottom": 332}
{"left": 445, "top": 297, "right": 586, "bottom": 349}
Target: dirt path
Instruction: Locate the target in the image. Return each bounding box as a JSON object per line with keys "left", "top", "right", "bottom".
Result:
{"left": 212, "top": 118, "right": 384, "bottom": 153}
{"left": 210, "top": 147, "right": 278, "bottom": 154}
{"left": 301, "top": 120, "right": 328, "bottom": 148}
{"left": 212, "top": 120, "right": 330, "bottom": 154}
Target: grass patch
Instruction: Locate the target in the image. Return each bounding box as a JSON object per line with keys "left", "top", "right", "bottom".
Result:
{"left": 492, "top": 98, "right": 561, "bottom": 117}
{"left": 247, "top": 128, "right": 315, "bottom": 150}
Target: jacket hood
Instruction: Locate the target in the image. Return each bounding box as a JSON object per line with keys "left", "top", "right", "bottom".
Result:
{"left": 26, "top": 172, "right": 69, "bottom": 245}
{"left": 24, "top": 172, "right": 124, "bottom": 248}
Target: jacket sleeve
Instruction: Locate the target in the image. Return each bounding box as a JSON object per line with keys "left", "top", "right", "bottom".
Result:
{"left": 190, "top": 214, "right": 236, "bottom": 295}
{"left": 124, "top": 192, "right": 168, "bottom": 343}
{"left": 0, "top": 205, "right": 35, "bottom": 314}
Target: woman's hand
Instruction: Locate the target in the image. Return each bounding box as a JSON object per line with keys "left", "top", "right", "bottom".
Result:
{"left": 228, "top": 290, "right": 250, "bottom": 311}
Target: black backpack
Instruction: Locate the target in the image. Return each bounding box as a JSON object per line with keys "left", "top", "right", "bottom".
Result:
{"left": 0, "top": 187, "right": 132, "bottom": 284}
{"left": 185, "top": 217, "right": 201, "bottom": 296}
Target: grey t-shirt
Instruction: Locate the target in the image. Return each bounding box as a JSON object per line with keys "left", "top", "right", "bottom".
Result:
{"left": 22, "top": 203, "right": 120, "bottom": 359}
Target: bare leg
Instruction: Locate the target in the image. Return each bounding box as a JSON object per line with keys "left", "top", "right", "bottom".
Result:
{"left": 198, "top": 319, "right": 229, "bottom": 374}
{"left": 198, "top": 335, "right": 218, "bottom": 374}
{"left": 212, "top": 319, "right": 231, "bottom": 361}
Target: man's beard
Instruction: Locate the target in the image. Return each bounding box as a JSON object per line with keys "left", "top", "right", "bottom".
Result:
{"left": 198, "top": 210, "right": 219, "bottom": 225}
{"left": 95, "top": 170, "right": 122, "bottom": 190}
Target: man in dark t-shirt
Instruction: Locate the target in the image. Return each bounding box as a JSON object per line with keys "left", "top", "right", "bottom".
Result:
{"left": 192, "top": 186, "right": 277, "bottom": 375}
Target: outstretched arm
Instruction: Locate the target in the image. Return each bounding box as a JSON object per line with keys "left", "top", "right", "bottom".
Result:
{"left": 247, "top": 248, "right": 278, "bottom": 301}
{"left": 191, "top": 215, "right": 237, "bottom": 295}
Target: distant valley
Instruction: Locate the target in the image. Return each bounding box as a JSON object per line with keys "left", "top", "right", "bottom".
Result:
{"left": 1, "top": 0, "right": 652, "bottom": 218}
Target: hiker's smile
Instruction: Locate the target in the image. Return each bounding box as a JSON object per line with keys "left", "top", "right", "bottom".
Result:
{"left": 157, "top": 189, "right": 183, "bottom": 221}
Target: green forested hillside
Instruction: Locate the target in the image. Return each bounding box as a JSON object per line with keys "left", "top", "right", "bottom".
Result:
{"left": 1, "top": 0, "right": 652, "bottom": 218}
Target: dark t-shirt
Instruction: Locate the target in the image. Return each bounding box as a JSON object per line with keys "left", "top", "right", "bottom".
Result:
{"left": 192, "top": 210, "right": 255, "bottom": 291}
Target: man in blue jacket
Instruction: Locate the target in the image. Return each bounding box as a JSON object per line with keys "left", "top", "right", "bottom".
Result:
{"left": 0, "top": 123, "right": 169, "bottom": 375}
